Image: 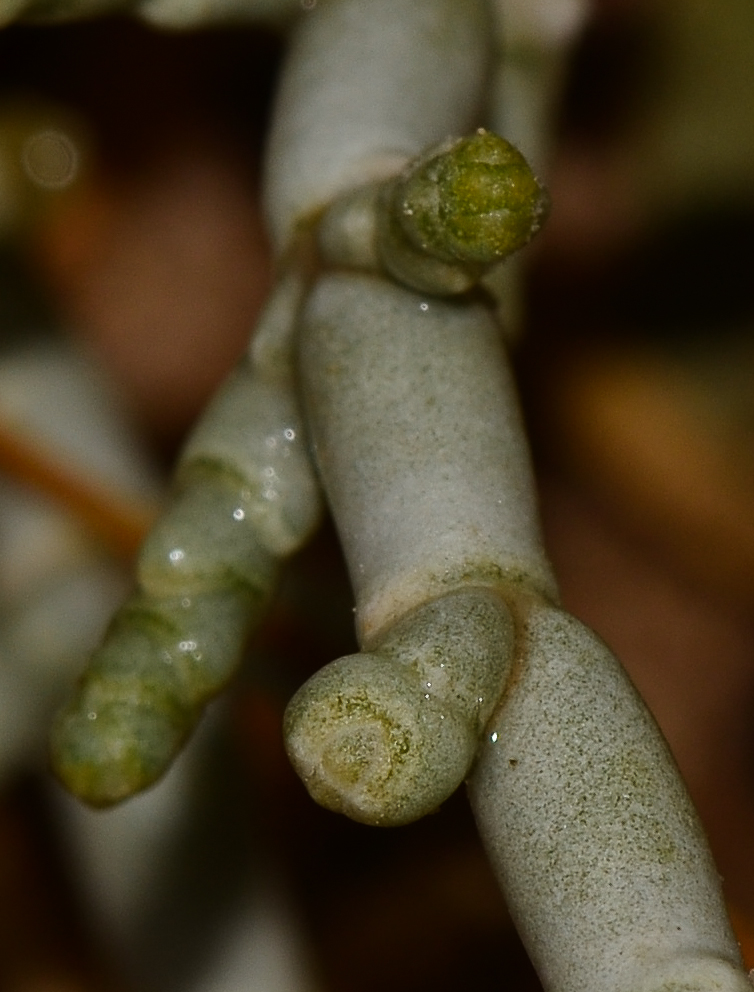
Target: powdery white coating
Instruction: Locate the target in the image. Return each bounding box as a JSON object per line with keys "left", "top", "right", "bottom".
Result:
{"left": 285, "top": 587, "right": 515, "bottom": 825}
{"left": 298, "top": 271, "right": 557, "bottom": 643}
{"left": 263, "top": 0, "right": 492, "bottom": 252}
{"left": 469, "top": 601, "right": 750, "bottom": 992}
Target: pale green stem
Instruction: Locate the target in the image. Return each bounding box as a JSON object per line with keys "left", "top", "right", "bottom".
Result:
{"left": 50, "top": 275, "right": 323, "bottom": 805}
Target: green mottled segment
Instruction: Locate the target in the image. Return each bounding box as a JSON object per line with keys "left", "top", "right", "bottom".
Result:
{"left": 50, "top": 698, "right": 189, "bottom": 808}
{"left": 376, "top": 587, "right": 515, "bottom": 729}
{"left": 178, "top": 361, "right": 323, "bottom": 558}
{"left": 284, "top": 589, "right": 515, "bottom": 826}
{"left": 49, "top": 621, "right": 194, "bottom": 806}
{"left": 284, "top": 651, "right": 477, "bottom": 826}
{"left": 50, "top": 584, "right": 261, "bottom": 805}
{"left": 50, "top": 488, "right": 278, "bottom": 807}
{"left": 50, "top": 288, "right": 321, "bottom": 807}
{"left": 116, "top": 587, "right": 267, "bottom": 701}
{"left": 139, "top": 462, "right": 278, "bottom": 597}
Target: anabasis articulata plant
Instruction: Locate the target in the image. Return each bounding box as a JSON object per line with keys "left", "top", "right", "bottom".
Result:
{"left": 0, "top": 0, "right": 750, "bottom": 990}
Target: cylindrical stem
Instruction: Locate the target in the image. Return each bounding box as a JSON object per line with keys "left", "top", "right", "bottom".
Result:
{"left": 50, "top": 276, "right": 323, "bottom": 806}
{"left": 469, "top": 601, "right": 750, "bottom": 992}
{"left": 264, "top": 0, "right": 492, "bottom": 252}
{"left": 283, "top": 272, "right": 554, "bottom": 825}
{"left": 299, "top": 271, "right": 556, "bottom": 642}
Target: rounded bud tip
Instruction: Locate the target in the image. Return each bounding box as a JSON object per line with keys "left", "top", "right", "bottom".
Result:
{"left": 50, "top": 698, "right": 188, "bottom": 807}
{"left": 396, "top": 130, "right": 550, "bottom": 267}
{"left": 284, "top": 652, "right": 477, "bottom": 826}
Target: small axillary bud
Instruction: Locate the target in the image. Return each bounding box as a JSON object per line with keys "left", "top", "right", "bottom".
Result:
{"left": 377, "top": 130, "right": 549, "bottom": 294}
{"left": 395, "top": 129, "right": 549, "bottom": 264}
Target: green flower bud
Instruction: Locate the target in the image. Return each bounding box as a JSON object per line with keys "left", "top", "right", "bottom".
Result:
{"left": 393, "top": 130, "right": 549, "bottom": 267}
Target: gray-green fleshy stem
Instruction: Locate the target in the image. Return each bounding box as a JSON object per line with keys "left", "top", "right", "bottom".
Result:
{"left": 469, "top": 601, "right": 751, "bottom": 992}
